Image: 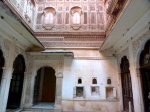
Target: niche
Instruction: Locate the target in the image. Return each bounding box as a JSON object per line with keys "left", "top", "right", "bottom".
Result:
{"left": 91, "top": 86, "right": 99, "bottom": 96}
{"left": 107, "top": 78, "right": 111, "bottom": 84}
{"left": 106, "top": 87, "right": 113, "bottom": 99}
{"left": 76, "top": 87, "right": 84, "bottom": 97}
{"left": 78, "top": 78, "right": 82, "bottom": 84}
{"left": 92, "top": 77, "right": 97, "bottom": 84}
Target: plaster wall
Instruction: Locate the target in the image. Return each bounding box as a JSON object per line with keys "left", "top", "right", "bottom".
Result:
{"left": 62, "top": 58, "right": 120, "bottom": 112}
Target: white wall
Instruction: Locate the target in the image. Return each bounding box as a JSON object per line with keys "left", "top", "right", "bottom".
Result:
{"left": 62, "top": 58, "right": 120, "bottom": 112}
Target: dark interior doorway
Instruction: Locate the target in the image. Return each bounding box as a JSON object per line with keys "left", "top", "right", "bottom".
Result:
{"left": 0, "top": 49, "right": 4, "bottom": 87}
{"left": 140, "top": 39, "right": 150, "bottom": 112}
{"left": 7, "top": 55, "right": 25, "bottom": 109}
{"left": 120, "top": 56, "right": 134, "bottom": 112}
{"left": 33, "top": 67, "right": 56, "bottom": 105}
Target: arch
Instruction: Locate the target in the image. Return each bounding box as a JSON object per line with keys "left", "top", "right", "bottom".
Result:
{"left": 120, "top": 56, "right": 134, "bottom": 111}
{"left": 139, "top": 39, "right": 150, "bottom": 66}
{"left": 92, "top": 78, "right": 97, "bottom": 84}
{"left": 120, "top": 56, "right": 130, "bottom": 72}
{"left": 70, "top": 6, "right": 82, "bottom": 25}
{"left": 0, "top": 48, "right": 5, "bottom": 89}
{"left": 30, "top": 0, "right": 35, "bottom": 6}
{"left": 7, "top": 55, "right": 25, "bottom": 109}
{"left": 139, "top": 39, "right": 150, "bottom": 112}
{"left": 33, "top": 66, "right": 56, "bottom": 106}
{"left": 78, "top": 78, "right": 82, "bottom": 84}
{"left": 70, "top": 6, "right": 82, "bottom": 13}
{"left": 136, "top": 37, "right": 150, "bottom": 69}
{"left": 43, "top": 7, "right": 56, "bottom": 25}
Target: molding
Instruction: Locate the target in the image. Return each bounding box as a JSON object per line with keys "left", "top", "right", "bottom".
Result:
{"left": 74, "top": 56, "right": 115, "bottom": 60}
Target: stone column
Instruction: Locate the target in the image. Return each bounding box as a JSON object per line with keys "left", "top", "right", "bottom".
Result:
{"left": 136, "top": 68, "right": 144, "bottom": 112}
{"left": 129, "top": 42, "right": 142, "bottom": 112}
{"left": 20, "top": 72, "right": 28, "bottom": 108}
{"left": 0, "top": 67, "right": 13, "bottom": 112}
{"left": 54, "top": 73, "right": 63, "bottom": 110}
{"left": 23, "top": 74, "right": 34, "bottom": 109}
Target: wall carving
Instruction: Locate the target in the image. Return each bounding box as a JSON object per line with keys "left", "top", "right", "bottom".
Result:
{"left": 132, "top": 30, "right": 150, "bottom": 55}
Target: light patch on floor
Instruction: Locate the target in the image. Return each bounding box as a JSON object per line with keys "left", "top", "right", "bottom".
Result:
{"left": 32, "top": 102, "right": 54, "bottom": 109}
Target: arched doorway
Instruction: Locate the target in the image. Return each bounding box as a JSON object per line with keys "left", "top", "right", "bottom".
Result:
{"left": 0, "top": 49, "right": 5, "bottom": 88}
{"left": 140, "top": 39, "right": 150, "bottom": 112}
{"left": 33, "top": 67, "right": 56, "bottom": 106}
{"left": 120, "top": 56, "right": 134, "bottom": 111}
{"left": 7, "top": 55, "right": 25, "bottom": 109}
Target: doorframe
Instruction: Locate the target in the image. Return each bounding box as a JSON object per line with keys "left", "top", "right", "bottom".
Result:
{"left": 139, "top": 39, "right": 150, "bottom": 112}
{"left": 7, "top": 54, "right": 26, "bottom": 109}
{"left": 120, "top": 56, "right": 134, "bottom": 111}
{"left": 31, "top": 64, "right": 63, "bottom": 110}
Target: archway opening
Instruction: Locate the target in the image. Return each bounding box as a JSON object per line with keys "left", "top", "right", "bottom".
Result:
{"left": 120, "top": 56, "right": 134, "bottom": 111}
{"left": 140, "top": 39, "right": 150, "bottom": 112}
{"left": 33, "top": 67, "right": 56, "bottom": 108}
{"left": 0, "top": 49, "right": 5, "bottom": 88}
{"left": 7, "top": 55, "right": 25, "bottom": 109}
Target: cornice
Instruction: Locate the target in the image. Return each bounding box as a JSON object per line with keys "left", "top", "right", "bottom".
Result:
{"left": 34, "top": 32, "right": 105, "bottom": 37}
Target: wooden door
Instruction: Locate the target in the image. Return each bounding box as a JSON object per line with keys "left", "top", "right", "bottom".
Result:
{"left": 141, "top": 69, "right": 150, "bottom": 112}
{"left": 7, "top": 73, "right": 24, "bottom": 109}
{"left": 139, "top": 39, "right": 150, "bottom": 112}
{"left": 42, "top": 67, "right": 56, "bottom": 102}
{"left": 7, "top": 55, "right": 25, "bottom": 109}
{"left": 33, "top": 70, "right": 41, "bottom": 105}
{"left": 120, "top": 56, "right": 134, "bottom": 112}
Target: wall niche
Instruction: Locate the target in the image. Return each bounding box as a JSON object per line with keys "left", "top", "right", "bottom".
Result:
{"left": 106, "top": 87, "right": 113, "bottom": 99}
{"left": 91, "top": 86, "right": 99, "bottom": 96}
{"left": 78, "top": 78, "right": 82, "bottom": 84}
{"left": 73, "top": 86, "right": 84, "bottom": 98}
{"left": 92, "top": 77, "right": 97, "bottom": 84}
{"left": 107, "top": 77, "right": 111, "bottom": 84}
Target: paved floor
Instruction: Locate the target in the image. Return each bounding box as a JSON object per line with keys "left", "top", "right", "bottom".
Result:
{"left": 32, "top": 102, "right": 54, "bottom": 109}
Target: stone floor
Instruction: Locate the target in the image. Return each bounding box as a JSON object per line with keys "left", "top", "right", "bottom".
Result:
{"left": 32, "top": 102, "right": 54, "bottom": 109}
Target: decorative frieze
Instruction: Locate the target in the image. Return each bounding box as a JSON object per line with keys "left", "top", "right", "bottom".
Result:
{"left": 132, "top": 30, "right": 150, "bottom": 55}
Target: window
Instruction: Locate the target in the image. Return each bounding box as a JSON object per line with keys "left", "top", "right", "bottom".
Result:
{"left": 44, "top": 12, "right": 54, "bottom": 24}
{"left": 43, "top": 7, "right": 56, "bottom": 26}
{"left": 107, "top": 78, "right": 111, "bottom": 84}
{"left": 73, "top": 12, "right": 80, "bottom": 24}
{"left": 78, "top": 78, "right": 82, "bottom": 84}
{"left": 70, "top": 6, "right": 82, "bottom": 26}
{"left": 92, "top": 78, "right": 97, "bottom": 84}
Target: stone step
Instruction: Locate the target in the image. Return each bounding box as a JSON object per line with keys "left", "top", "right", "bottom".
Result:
{"left": 21, "top": 108, "right": 62, "bottom": 112}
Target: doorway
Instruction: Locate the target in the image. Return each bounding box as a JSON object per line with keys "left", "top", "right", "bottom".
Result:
{"left": 140, "top": 39, "right": 150, "bottom": 112}
{"left": 120, "top": 56, "right": 134, "bottom": 112}
{"left": 33, "top": 67, "right": 56, "bottom": 107}
{"left": 0, "top": 49, "right": 4, "bottom": 88}
{"left": 7, "top": 55, "right": 25, "bottom": 109}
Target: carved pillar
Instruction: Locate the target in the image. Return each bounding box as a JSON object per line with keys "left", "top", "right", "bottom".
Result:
{"left": 0, "top": 67, "right": 13, "bottom": 112}
{"left": 136, "top": 68, "right": 144, "bottom": 112}
{"left": 23, "top": 74, "right": 34, "bottom": 108}
{"left": 20, "top": 72, "right": 29, "bottom": 108}
{"left": 54, "top": 73, "right": 63, "bottom": 110}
